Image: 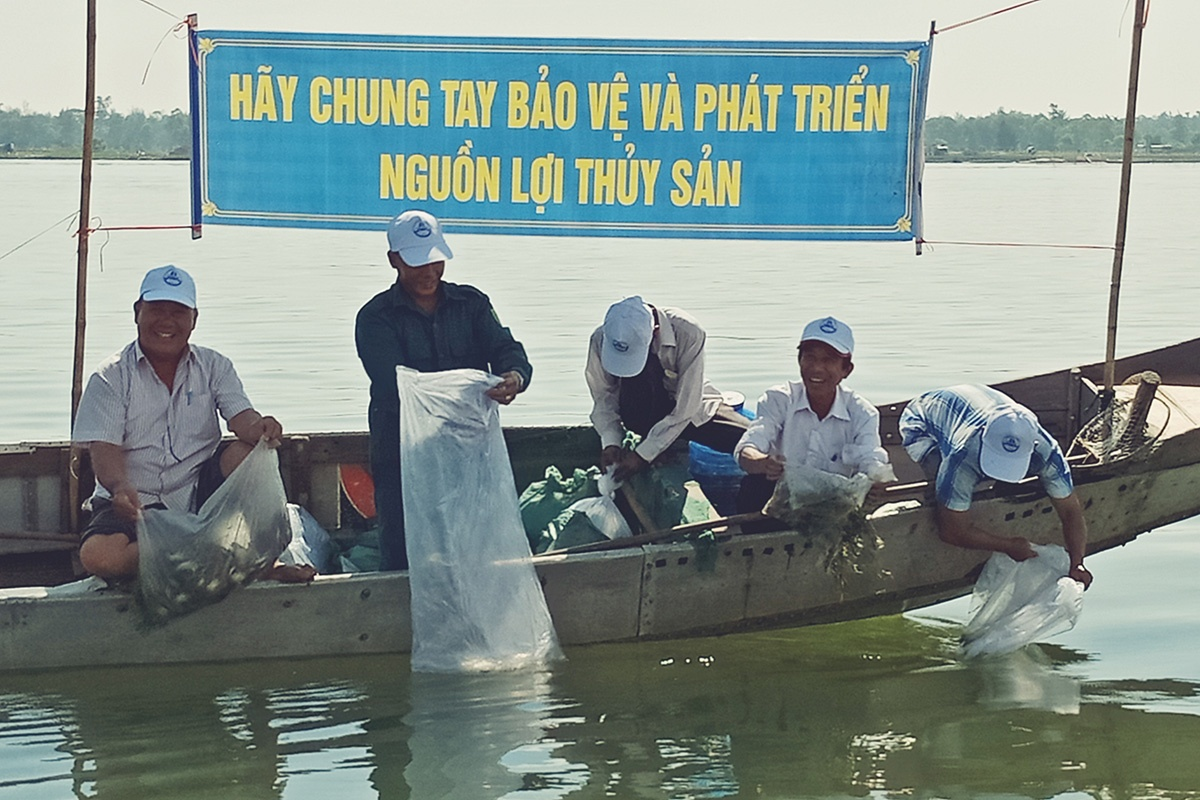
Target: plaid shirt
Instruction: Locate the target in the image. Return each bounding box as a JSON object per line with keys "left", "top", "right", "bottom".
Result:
{"left": 899, "top": 384, "right": 1073, "bottom": 511}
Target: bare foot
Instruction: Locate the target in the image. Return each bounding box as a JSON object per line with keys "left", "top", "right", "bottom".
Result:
{"left": 264, "top": 563, "right": 317, "bottom": 583}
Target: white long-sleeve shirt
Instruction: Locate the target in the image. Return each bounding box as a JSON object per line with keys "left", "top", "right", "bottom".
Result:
{"left": 735, "top": 380, "right": 890, "bottom": 480}
{"left": 585, "top": 306, "right": 723, "bottom": 463}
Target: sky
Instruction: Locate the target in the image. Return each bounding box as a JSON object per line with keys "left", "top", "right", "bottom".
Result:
{"left": 1, "top": 0, "right": 1196, "bottom": 119}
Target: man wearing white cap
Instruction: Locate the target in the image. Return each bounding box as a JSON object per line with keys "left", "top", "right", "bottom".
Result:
{"left": 735, "top": 316, "right": 892, "bottom": 513}
{"left": 899, "top": 384, "right": 1093, "bottom": 587}
{"left": 72, "top": 265, "right": 287, "bottom": 580}
{"left": 356, "top": 209, "right": 532, "bottom": 571}
{"left": 585, "top": 297, "right": 748, "bottom": 481}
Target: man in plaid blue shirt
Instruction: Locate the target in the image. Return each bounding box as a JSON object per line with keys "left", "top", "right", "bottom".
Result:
{"left": 900, "top": 384, "right": 1093, "bottom": 587}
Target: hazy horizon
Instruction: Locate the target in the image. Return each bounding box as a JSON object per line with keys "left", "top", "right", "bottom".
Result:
{"left": 2, "top": 0, "right": 1197, "bottom": 120}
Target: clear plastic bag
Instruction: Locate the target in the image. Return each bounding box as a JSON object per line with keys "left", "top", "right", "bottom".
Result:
{"left": 397, "top": 366, "right": 563, "bottom": 673}
{"left": 564, "top": 496, "right": 631, "bottom": 541}
{"left": 961, "top": 543, "right": 1085, "bottom": 659}
{"left": 763, "top": 463, "right": 873, "bottom": 528}
{"left": 278, "top": 503, "right": 337, "bottom": 574}
{"left": 562, "top": 467, "right": 632, "bottom": 542}
{"left": 136, "top": 440, "right": 290, "bottom": 624}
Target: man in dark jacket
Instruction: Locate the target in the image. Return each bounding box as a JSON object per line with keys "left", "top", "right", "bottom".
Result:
{"left": 355, "top": 210, "right": 532, "bottom": 570}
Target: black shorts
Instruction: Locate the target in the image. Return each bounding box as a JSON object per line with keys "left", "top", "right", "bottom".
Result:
{"left": 80, "top": 445, "right": 227, "bottom": 543}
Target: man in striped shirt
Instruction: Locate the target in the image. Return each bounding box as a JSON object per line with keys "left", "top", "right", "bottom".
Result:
{"left": 72, "top": 265, "right": 286, "bottom": 580}
{"left": 899, "top": 384, "right": 1093, "bottom": 587}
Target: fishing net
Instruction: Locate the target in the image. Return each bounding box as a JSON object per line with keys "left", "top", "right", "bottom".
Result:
{"left": 762, "top": 463, "right": 877, "bottom": 529}
{"left": 398, "top": 366, "right": 563, "bottom": 673}
{"left": 762, "top": 463, "right": 892, "bottom": 590}
{"left": 136, "top": 440, "right": 291, "bottom": 625}
{"left": 1069, "top": 372, "right": 1168, "bottom": 464}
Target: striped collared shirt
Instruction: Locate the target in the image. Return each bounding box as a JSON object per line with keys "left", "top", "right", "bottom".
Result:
{"left": 899, "top": 384, "right": 1073, "bottom": 511}
{"left": 72, "top": 341, "right": 254, "bottom": 511}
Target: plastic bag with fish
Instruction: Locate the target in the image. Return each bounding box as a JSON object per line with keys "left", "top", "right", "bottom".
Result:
{"left": 564, "top": 467, "right": 633, "bottom": 541}
{"left": 136, "top": 440, "right": 291, "bottom": 624}
{"left": 398, "top": 366, "right": 563, "bottom": 673}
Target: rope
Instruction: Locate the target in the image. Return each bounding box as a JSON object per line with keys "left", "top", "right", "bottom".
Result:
{"left": 86, "top": 224, "right": 199, "bottom": 233}
{"left": 935, "top": 0, "right": 1046, "bottom": 34}
{"left": 142, "top": 19, "right": 192, "bottom": 87}
{"left": 916, "top": 239, "right": 1114, "bottom": 251}
{"left": 135, "top": 0, "right": 182, "bottom": 19}
{"left": 0, "top": 212, "right": 81, "bottom": 263}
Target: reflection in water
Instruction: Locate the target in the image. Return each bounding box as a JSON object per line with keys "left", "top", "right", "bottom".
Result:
{"left": 656, "top": 735, "right": 738, "bottom": 799}
{"left": 0, "top": 661, "right": 404, "bottom": 800}
{"left": 974, "top": 646, "right": 1082, "bottom": 714}
{"left": 400, "top": 669, "right": 584, "bottom": 799}
{"left": 0, "top": 615, "right": 1197, "bottom": 799}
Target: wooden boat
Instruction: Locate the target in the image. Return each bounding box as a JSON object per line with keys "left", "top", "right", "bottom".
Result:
{"left": 1, "top": 337, "right": 1198, "bottom": 672}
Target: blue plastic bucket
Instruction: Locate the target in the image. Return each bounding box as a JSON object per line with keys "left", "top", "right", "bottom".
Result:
{"left": 688, "top": 398, "right": 754, "bottom": 515}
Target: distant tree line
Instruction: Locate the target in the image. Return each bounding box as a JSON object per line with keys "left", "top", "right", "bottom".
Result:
{"left": 3, "top": 98, "right": 1199, "bottom": 160}
{"left": 927, "top": 105, "right": 1200, "bottom": 158}
{"left": 0, "top": 97, "right": 190, "bottom": 158}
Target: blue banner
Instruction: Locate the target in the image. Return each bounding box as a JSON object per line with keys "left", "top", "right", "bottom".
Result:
{"left": 190, "top": 28, "right": 931, "bottom": 241}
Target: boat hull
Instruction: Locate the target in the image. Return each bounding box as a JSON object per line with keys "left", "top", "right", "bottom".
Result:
{"left": 3, "top": 432, "right": 1198, "bottom": 672}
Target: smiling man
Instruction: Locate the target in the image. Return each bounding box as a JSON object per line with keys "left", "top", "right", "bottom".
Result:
{"left": 71, "top": 265, "right": 285, "bottom": 579}
{"left": 355, "top": 209, "right": 532, "bottom": 571}
{"left": 734, "top": 316, "right": 891, "bottom": 513}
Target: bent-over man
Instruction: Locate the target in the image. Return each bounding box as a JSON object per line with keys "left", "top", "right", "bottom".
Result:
{"left": 899, "top": 384, "right": 1093, "bottom": 587}
{"left": 585, "top": 296, "right": 748, "bottom": 482}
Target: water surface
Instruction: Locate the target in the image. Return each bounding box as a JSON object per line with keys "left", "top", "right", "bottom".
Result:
{"left": 0, "top": 160, "right": 1197, "bottom": 799}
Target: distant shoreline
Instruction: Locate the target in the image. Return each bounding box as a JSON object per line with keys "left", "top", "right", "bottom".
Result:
{"left": 926, "top": 151, "right": 1199, "bottom": 164}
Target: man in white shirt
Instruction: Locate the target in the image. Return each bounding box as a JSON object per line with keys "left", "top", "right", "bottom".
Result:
{"left": 72, "top": 265, "right": 289, "bottom": 580}
{"left": 585, "top": 296, "right": 748, "bottom": 481}
{"left": 735, "top": 316, "right": 891, "bottom": 513}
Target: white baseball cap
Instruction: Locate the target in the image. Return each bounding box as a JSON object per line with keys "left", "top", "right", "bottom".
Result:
{"left": 386, "top": 210, "right": 453, "bottom": 266}
{"left": 600, "top": 297, "right": 654, "bottom": 377}
{"left": 800, "top": 316, "right": 854, "bottom": 356}
{"left": 139, "top": 265, "right": 197, "bottom": 308}
{"left": 980, "top": 407, "right": 1037, "bottom": 483}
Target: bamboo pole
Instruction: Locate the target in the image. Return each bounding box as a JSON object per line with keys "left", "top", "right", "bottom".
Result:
{"left": 68, "top": 0, "right": 98, "bottom": 534}
{"left": 1103, "top": 0, "right": 1148, "bottom": 396}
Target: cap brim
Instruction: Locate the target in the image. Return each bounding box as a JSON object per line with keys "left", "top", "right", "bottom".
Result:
{"left": 140, "top": 290, "right": 196, "bottom": 309}
{"left": 600, "top": 343, "right": 649, "bottom": 378}
{"left": 800, "top": 333, "right": 851, "bottom": 356}
{"left": 397, "top": 242, "right": 453, "bottom": 267}
{"left": 979, "top": 443, "right": 1031, "bottom": 483}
